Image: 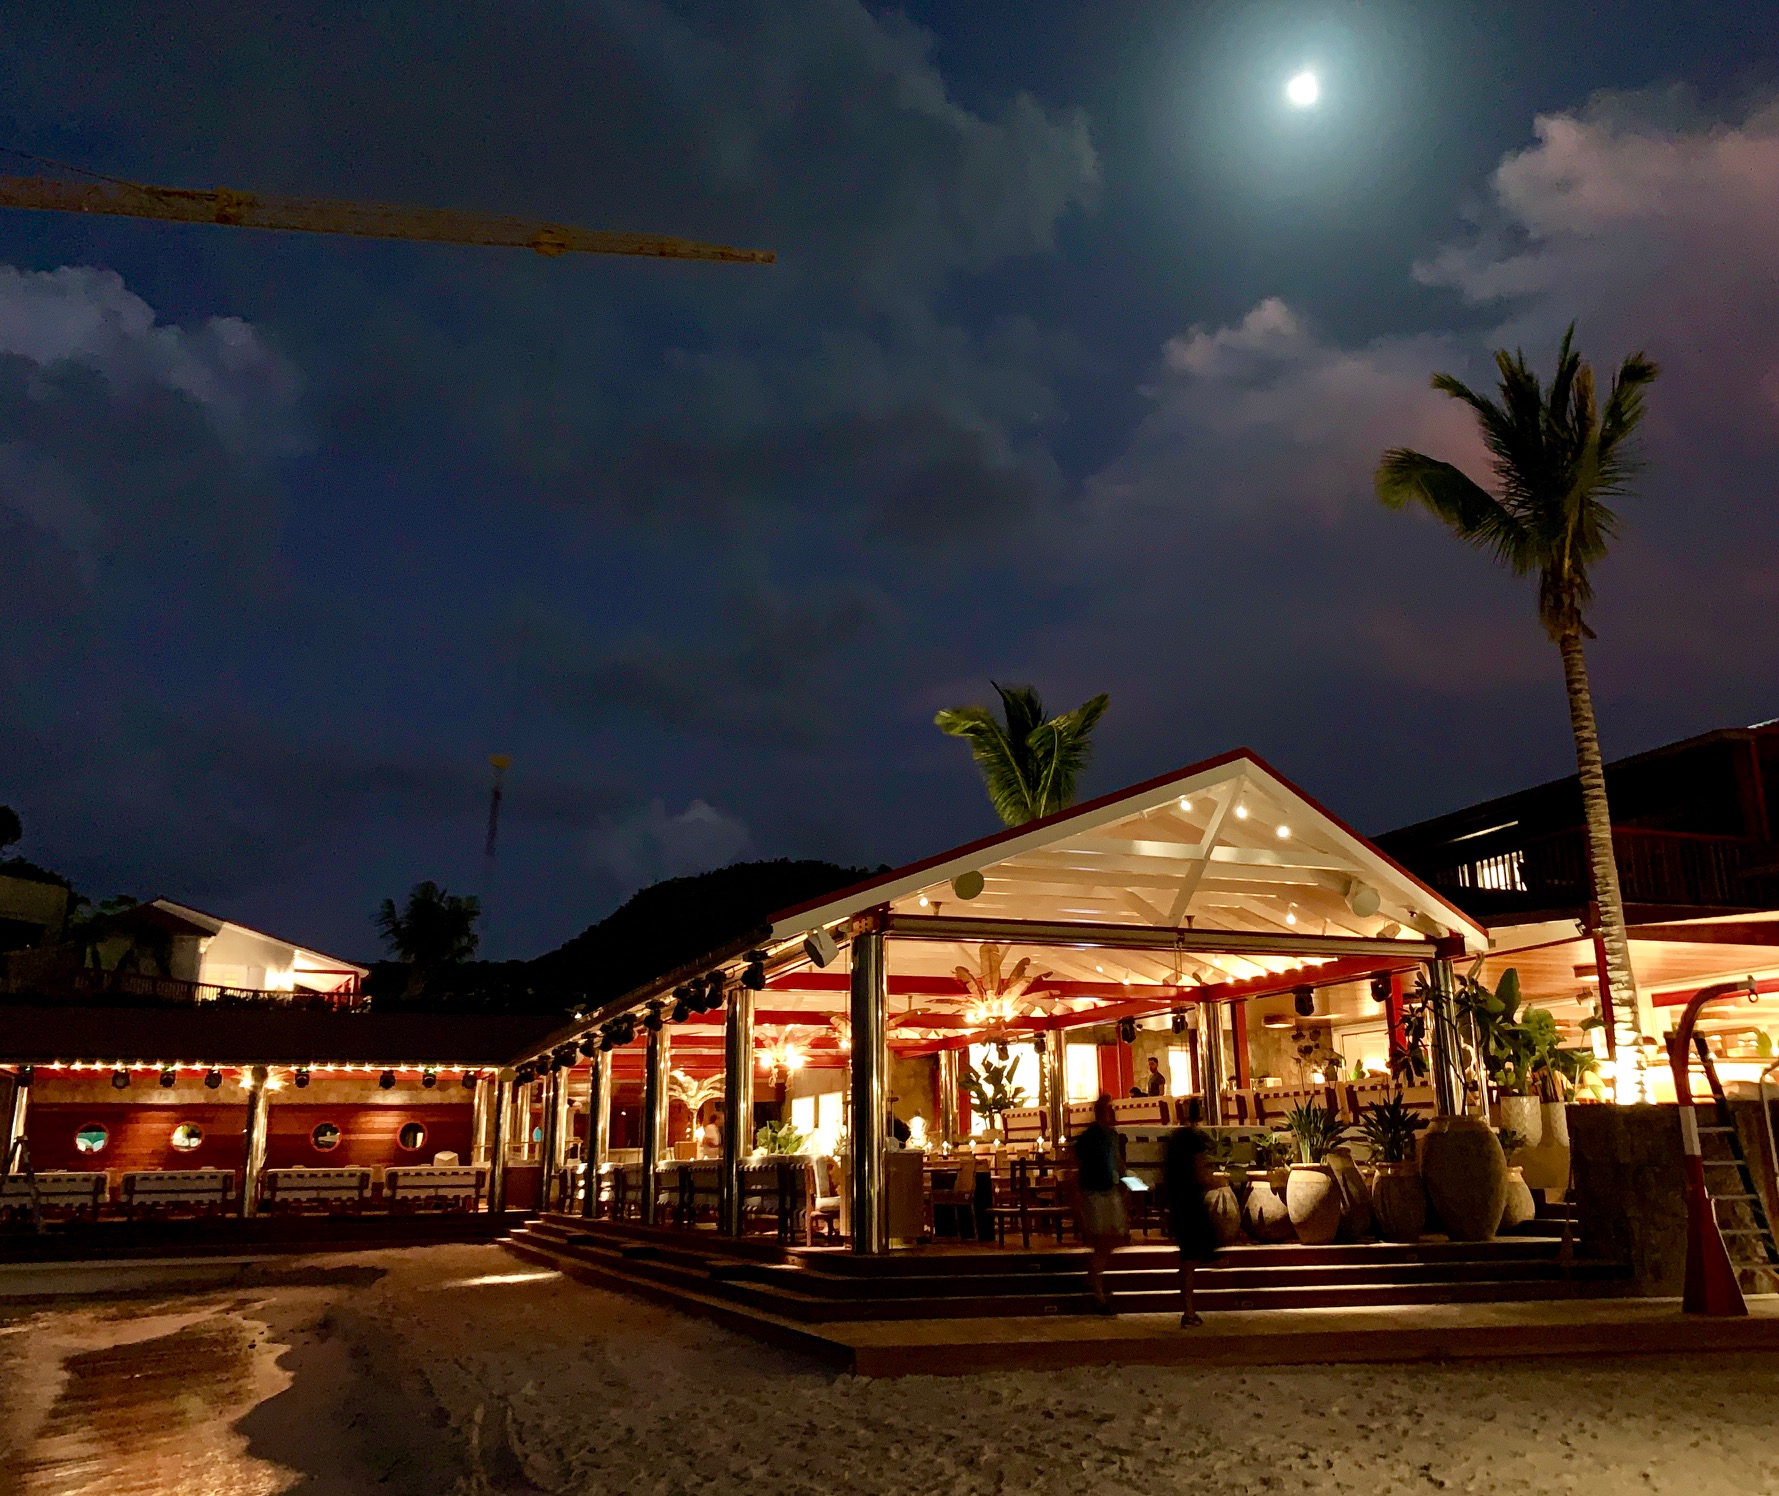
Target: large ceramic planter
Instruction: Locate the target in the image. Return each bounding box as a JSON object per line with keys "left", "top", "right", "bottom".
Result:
{"left": 1370, "top": 1162, "right": 1427, "bottom": 1242}
{"left": 1495, "top": 1094, "right": 1544, "bottom": 1149}
{"left": 1206, "top": 1172, "right": 1246, "bottom": 1247}
{"left": 1420, "top": 1115, "right": 1508, "bottom": 1242}
{"left": 1244, "top": 1178, "right": 1295, "bottom": 1243}
{"left": 1326, "top": 1146, "right": 1373, "bottom": 1240}
{"left": 1519, "top": 1100, "right": 1572, "bottom": 1193}
{"left": 1499, "top": 1165, "right": 1537, "bottom": 1230}
{"left": 1285, "top": 1164, "right": 1342, "bottom": 1245}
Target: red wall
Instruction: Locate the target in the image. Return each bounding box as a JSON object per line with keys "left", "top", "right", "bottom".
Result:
{"left": 29, "top": 1101, "right": 473, "bottom": 1178}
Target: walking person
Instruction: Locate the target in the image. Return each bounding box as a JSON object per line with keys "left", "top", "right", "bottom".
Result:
{"left": 1164, "top": 1118, "right": 1218, "bottom": 1327}
{"left": 1072, "top": 1094, "right": 1126, "bottom": 1314}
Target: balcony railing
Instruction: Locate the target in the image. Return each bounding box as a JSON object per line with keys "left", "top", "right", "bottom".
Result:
{"left": 1427, "top": 827, "right": 1779, "bottom": 909}
{"left": 0, "top": 958, "right": 367, "bottom": 1011}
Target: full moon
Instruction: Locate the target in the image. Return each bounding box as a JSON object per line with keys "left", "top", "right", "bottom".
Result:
{"left": 1285, "top": 70, "right": 1320, "bottom": 107}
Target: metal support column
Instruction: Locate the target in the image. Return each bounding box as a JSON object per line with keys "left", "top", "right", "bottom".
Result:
{"left": 582, "top": 1048, "right": 610, "bottom": 1219}
{"left": 849, "top": 923, "right": 888, "bottom": 1254}
{"left": 1199, "top": 999, "right": 1226, "bottom": 1126}
{"left": 2, "top": 1067, "right": 29, "bottom": 1174}
{"left": 937, "top": 1048, "right": 961, "bottom": 1146}
{"left": 1043, "top": 1030, "right": 1067, "bottom": 1147}
{"left": 641, "top": 1020, "right": 669, "bottom": 1225}
{"left": 544, "top": 1067, "right": 570, "bottom": 1210}
{"left": 488, "top": 1069, "right": 512, "bottom": 1214}
{"left": 720, "top": 983, "right": 754, "bottom": 1235}
{"left": 469, "top": 1071, "right": 493, "bottom": 1166}
{"left": 1427, "top": 957, "right": 1464, "bottom": 1117}
{"left": 240, "top": 1065, "right": 271, "bottom": 1219}
{"left": 536, "top": 1068, "right": 559, "bottom": 1209}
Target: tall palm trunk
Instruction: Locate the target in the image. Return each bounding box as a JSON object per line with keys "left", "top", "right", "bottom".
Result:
{"left": 1555, "top": 629, "right": 1643, "bottom": 1045}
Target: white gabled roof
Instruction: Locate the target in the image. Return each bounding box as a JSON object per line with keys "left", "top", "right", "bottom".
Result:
{"left": 771, "top": 748, "right": 1487, "bottom": 983}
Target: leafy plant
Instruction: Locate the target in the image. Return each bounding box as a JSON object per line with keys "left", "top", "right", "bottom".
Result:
{"left": 1391, "top": 983, "right": 1432, "bottom": 1086}
{"left": 935, "top": 683, "right": 1110, "bottom": 828}
{"left": 1538, "top": 1044, "right": 1600, "bottom": 1100}
{"left": 1282, "top": 1102, "right": 1352, "bottom": 1164}
{"left": 1496, "top": 1127, "right": 1529, "bottom": 1157}
{"left": 963, "top": 1057, "right": 1027, "bottom": 1121}
{"left": 754, "top": 1121, "right": 808, "bottom": 1156}
{"left": 1357, "top": 1094, "right": 1428, "bottom": 1165}
{"left": 375, "top": 880, "right": 481, "bottom": 995}
{"left": 1457, "top": 968, "right": 1564, "bottom": 1096}
{"left": 1249, "top": 1132, "right": 1292, "bottom": 1171}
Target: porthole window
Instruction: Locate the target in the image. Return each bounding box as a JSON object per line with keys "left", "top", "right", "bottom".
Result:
{"left": 397, "top": 1121, "right": 427, "bottom": 1152}
{"left": 171, "top": 1122, "right": 204, "bottom": 1152}
{"left": 74, "top": 1123, "right": 109, "bottom": 1154}
{"left": 310, "top": 1123, "right": 342, "bottom": 1152}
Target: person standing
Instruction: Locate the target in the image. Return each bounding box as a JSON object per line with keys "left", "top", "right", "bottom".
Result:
{"left": 1164, "top": 1120, "right": 1218, "bottom": 1327}
{"left": 1144, "top": 1056, "right": 1167, "bottom": 1097}
{"left": 1072, "top": 1094, "right": 1126, "bottom": 1314}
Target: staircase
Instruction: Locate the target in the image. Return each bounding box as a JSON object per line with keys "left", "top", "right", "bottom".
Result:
{"left": 502, "top": 1213, "right": 1630, "bottom": 1328}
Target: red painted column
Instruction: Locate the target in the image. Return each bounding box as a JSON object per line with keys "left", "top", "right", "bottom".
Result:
{"left": 1230, "top": 1002, "right": 1251, "bottom": 1087}
{"left": 1386, "top": 972, "right": 1407, "bottom": 1063}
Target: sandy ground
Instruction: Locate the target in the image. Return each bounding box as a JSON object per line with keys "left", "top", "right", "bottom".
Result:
{"left": 4, "top": 1243, "right": 1779, "bottom": 1496}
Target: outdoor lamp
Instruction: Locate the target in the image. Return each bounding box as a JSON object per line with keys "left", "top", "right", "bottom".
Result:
{"left": 803, "top": 926, "right": 841, "bottom": 968}
{"left": 110, "top": 1068, "right": 129, "bottom": 1090}
{"left": 422, "top": 1068, "right": 438, "bottom": 1089}
{"left": 379, "top": 1069, "right": 396, "bottom": 1089}
{"left": 204, "top": 1068, "right": 223, "bottom": 1090}
{"left": 293, "top": 1067, "right": 311, "bottom": 1089}
{"left": 159, "top": 1067, "right": 176, "bottom": 1088}
{"left": 463, "top": 1070, "right": 478, "bottom": 1089}
{"left": 742, "top": 952, "right": 766, "bottom": 990}
{"left": 1294, "top": 986, "right": 1316, "bottom": 1018}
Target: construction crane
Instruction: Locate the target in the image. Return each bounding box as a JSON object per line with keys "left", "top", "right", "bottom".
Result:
{"left": 0, "top": 162, "right": 775, "bottom": 264}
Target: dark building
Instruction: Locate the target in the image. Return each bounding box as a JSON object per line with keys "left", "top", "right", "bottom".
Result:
{"left": 1377, "top": 721, "right": 1779, "bottom": 926}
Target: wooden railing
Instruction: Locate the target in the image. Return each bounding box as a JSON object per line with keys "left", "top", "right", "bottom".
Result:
{"left": 1428, "top": 827, "right": 1778, "bottom": 909}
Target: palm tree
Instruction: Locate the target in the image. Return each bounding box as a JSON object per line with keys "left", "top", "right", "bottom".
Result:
{"left": 1375, "top": 325, "right": 1658, "bottom": 1048}
{"left": 935, "top": 683, "right": 1109, "bottom": 827}
{"left": 375, "top": 880, "right": 481, "bottom": 994}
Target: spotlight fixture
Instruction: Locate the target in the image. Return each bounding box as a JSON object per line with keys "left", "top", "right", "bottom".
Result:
{"left": 1293, "top": 986, "right": 1316, "bottom": 1019}
{"left": 1171, "top": 1009, "right": 1188, "bottom": 1036}
{"left": 516, "top": 1064, "right": 536, "bottom": 1085}
{"left": 579, "top": 1038, "right": 600, "bottom": 1059}
{"left": 159, "top": 1066, "right": 177, "bottom": 1088}
{"left": 294, "top": 1067, "right": 311, "bottom": 1089}
{"left": 1370, "top": 975, "right": 1392, "bottom": 1005}
{"left": 741, "top": 951, "right": 767, "bottom": 990}
{"left": 642, "top": 1003, "right": 664, "bottom": 1033}
{"left": 379, "top": 1069, "right": 397, "bottom": 1090}
{"left": 671, "top": 995, "right": 690, "bottom": 1024}
{"left": 110, "top": 1067, "right": 130, "bottom": 1090}
{"left": 204, "top": 1068, "right": 223, "bottom": 1090}
{"left": 422, "top": 1068, "right": 438, "bottom": 1089}
{"left": 463, "top": 1070, "right": 479, "bottom": 1089}
{"left": 994, "top": 1040, "right": 1011, "bottom": 1061}
{"left": 598, "top": 1029, "right": 614, "bottom": 1053}
{"left": 1117, "top": 1017, "right": 1137, "bottom": 1045}
{"left": 803, "top": 926, "right": 841, "bottom": 968}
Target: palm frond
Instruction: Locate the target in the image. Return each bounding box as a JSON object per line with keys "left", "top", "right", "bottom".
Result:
{"left": 934, "top": 705, "right": 1036, "bottom": 826}
{"left": 1374, "top": 449, "right": 1531, "bottom": 570}
{"left": 1026, "top": 692, "right": 1110, "bottom": 818}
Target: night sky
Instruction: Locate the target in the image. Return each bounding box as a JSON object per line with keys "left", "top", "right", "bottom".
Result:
{"left": 2, "top": 2, "right": 1774, "bottom": 962}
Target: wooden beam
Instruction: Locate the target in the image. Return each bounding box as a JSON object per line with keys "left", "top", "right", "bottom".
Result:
{"left": 883, "top": 912, "right": 1436, "bottom": 960}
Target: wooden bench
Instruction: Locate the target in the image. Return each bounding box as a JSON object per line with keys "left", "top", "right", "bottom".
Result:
{"left": 122, "top": 1169, "right": 233, "bottom": 1217}
{"left": 384, "top": 1165, "right": 485, "bottom": 1211}
{"left": 261, "top": 1167, "right": 371, "bottom": 1212}
{"left": 0, "top": 1170, "right": 107, "bottom": 1219}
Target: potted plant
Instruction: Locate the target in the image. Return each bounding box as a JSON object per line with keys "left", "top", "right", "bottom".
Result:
{"left": 754, "top": 1120, "right": 809, "bottom": 1156}
{"left": 1243, "top": 1132, "right": 1295, "bottom": 1242}
{"left": 962, "top": 1057, "right": 1027, "bottom": 1138}
{"left": 1458, "top": 968, "right": 1551, "bottom": 1146}
{"left": 1202, "top": 1132, "right": 1246, "bottom": 1246}
{"left": 1358, "top": 1094, "right": 1428, "bottom": 1242}
{"left": 1280, "top": 1102, "right": 1350, "bottom": 1245}
{"left": 1495, "top": 1126, "right": 1538, "bottom": 1229}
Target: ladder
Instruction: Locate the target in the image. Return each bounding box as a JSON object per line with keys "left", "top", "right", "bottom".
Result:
{"left": 2, "top": 1137, "right": 43, "bottom": 1233}
{"left": 1686, "top": 1033, "right": 1779, "bottom": 1294}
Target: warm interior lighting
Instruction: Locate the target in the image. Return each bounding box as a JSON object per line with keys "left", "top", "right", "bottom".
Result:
{"left": 1234, "top": 805, "right": 1249, "bottom": 820}
{"left": 1179, "top": 797, "right": 1192, "bottom": 811}
{"left": 1276, "top": 825, "right": 1290, "bottom": 839}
